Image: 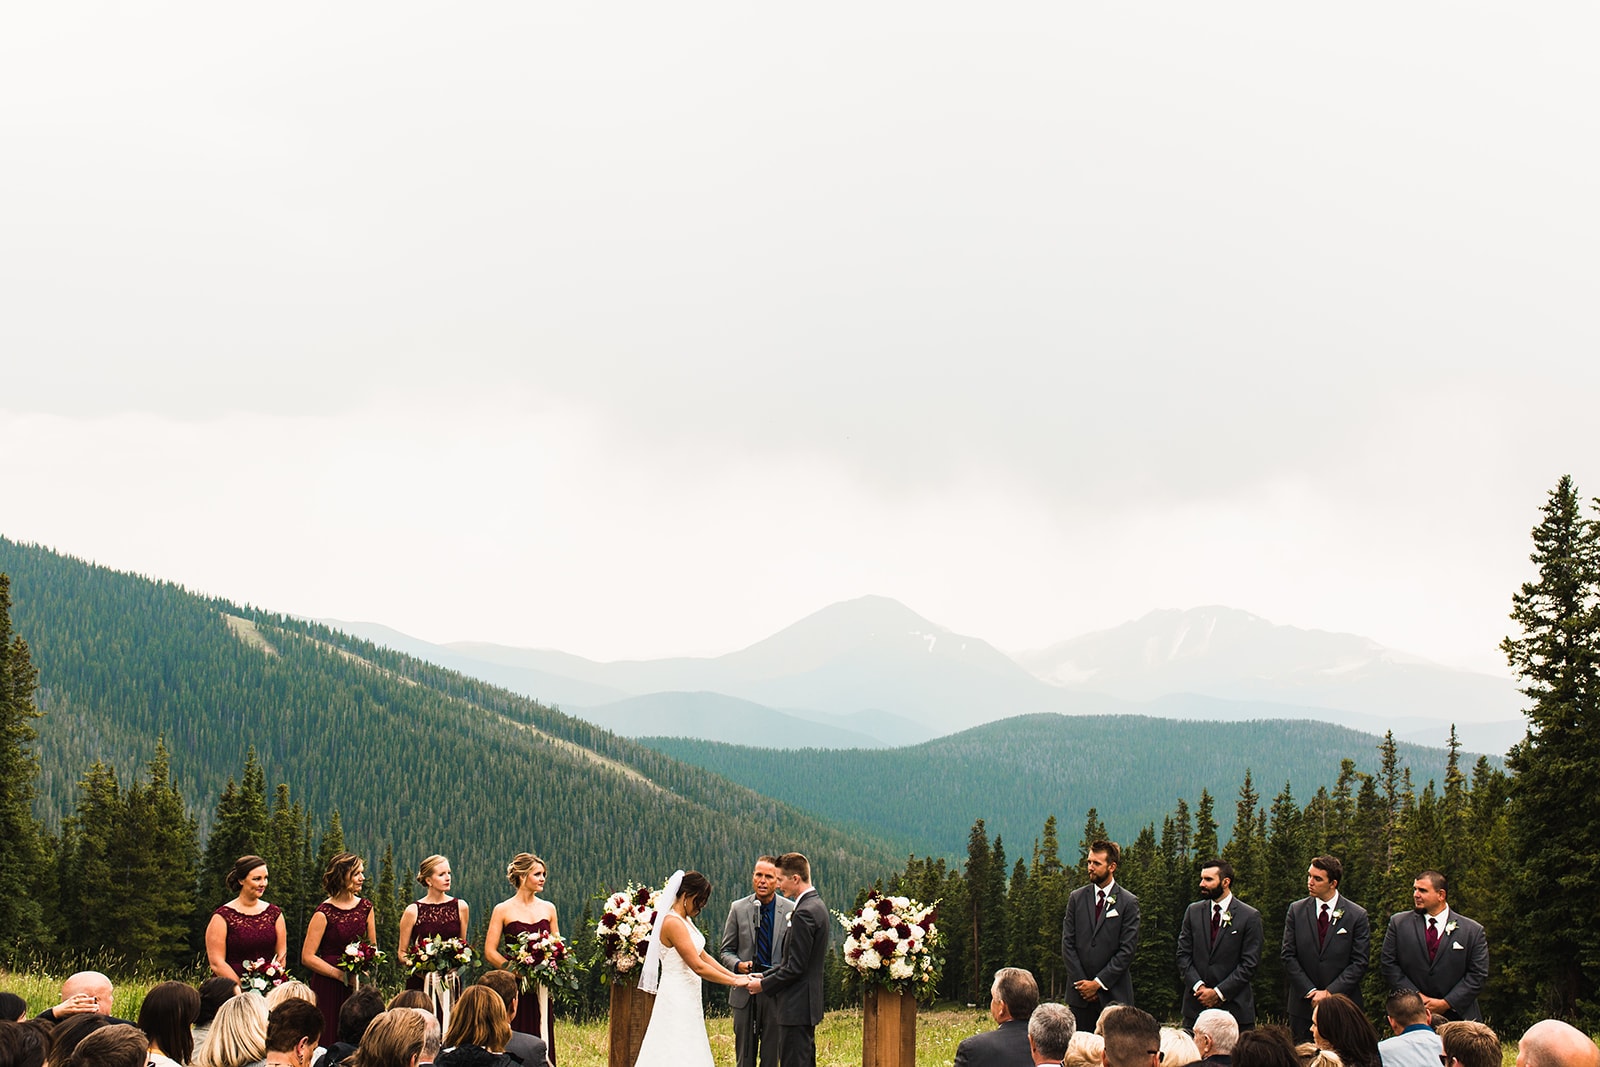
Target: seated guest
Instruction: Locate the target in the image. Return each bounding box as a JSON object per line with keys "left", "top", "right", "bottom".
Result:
{"left": 1438, "top": 1023, "right": 1498, "bottom": 1067}
{"left": 1062, "top": 1032, "right": 1103, "bottom": 1067}
{"left": 140, "top": 982, "right": 201, "bottom": 1067}
{"left": 2, "top": 995, "right": 28, "bottom": 1024}
{"left": 955, "top": 967, "right": 1039, "bottom": 1067}
{"left": 383, "top": 996, "right": 428, "bottom": 1014}
{"left": 1098, "top": 1006, "right": 1158, "bottom": 1067}
{"left": 196, "top": 996, "right": 268, "bottom": 1067}
{"left": 1, "top": 1019, "right": 53, "bottom": 1067}
{"left": 1162, "top": 1028, "right": 1201, "bottom": 1067}
{"left": 39, "top": 976, "right": 126, "bottom": 1025}
{"left": 1095, "top": 1005, "right": 1128, "bottom": 1037}
{"left": 1311, "top": 995, "right": 1379, "bottom": 1067}
{"left": 68, "top": 1025, "right": 149, "bottom": 1067}
{"left": 48, "top": 1016, "right": 111, "bottom": 1067}
{"left": 1194, "top": 1009, "right": 1239, "bottom": 1067}
{"left": 1025, "top": 1003, "right": 1077, "bottom": 1067}
{"left": 404, "top": 1011, "right": 439, "bottom": 1067}
{"left": 470, "top": 975, "right": 543, "bottom": 1067}
{"left": 435, "top": 990, "right": 513, "bottom": 1067}
{"left": 264, "top": 1000, "right": 324, "bottom": 1067}
{"left": 1377, "top": 992, "right": 1438, "bottom": 1067}
{"left": 195, "top": 978, "right": 242, "bottom": 1061}
{"left": 1300, "top": 1050, "right": 1342, "bottom": 1067}
{"left": 323, "top": 991, "right": 386, "bottom": 1067}
{"left": 264, "top": 987, "right": 315, "bottom": 1014}
{"left": 346, "top": 1012, "right": 426, "bottom": 1067}
{"left": 1517, "top": 1020, "right": 1600, "bottom": 1067}
{"left": 1232, "top": 1030, "right": 1302, "bottom": 1067}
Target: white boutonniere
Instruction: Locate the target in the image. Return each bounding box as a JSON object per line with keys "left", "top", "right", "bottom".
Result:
{"left": 1220, "top": 910, "right": 1233, "bottom": 928}
{"left": 1445, "top": 920, "right": 1458, "bottom": 934}
{"left": 1105, "top": 894, "right": 1117, "bottom": 907}
{"left": 1331, "top": 908, "right": 1344, "bottom": 921}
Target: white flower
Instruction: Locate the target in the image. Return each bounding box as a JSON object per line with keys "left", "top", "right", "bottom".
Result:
{"left": 859, "top": 948, "right": 882, "bottom": 970}
{"left": 888, "top": 959, "right": 913, "bottom": 980}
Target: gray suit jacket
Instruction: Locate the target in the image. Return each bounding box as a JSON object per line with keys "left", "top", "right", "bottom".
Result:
{"left": 1379, "top": 909, "right": 1487, "bottom": 1021}
{"left": 757, "top": 888, "right": 828, "bottom": 1027}
{"left": 1177, "top": 896, "right": 1263, "bottom": 1028}
{"left": 953, "top": 1019, "right": 1032, "bottom": 1067}
{"left": 1061, "top": 881, "right": 1140, "bottom": 1009}
{"left": 1281, "top": 894, "right": 1370, "bottom": 1018}
{"left": 504, "top": 1031, "right": 548, "bottom": 1067}
{"left": 720, "top": 891, "right": 795, "bottom": 1009}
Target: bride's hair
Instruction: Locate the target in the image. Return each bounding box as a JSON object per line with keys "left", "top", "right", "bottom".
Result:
{"left": 506, "top": 852, "right": 545, "bottom": 889}
{"left": 679, "top": 871, "right": 713, "bottom": 914}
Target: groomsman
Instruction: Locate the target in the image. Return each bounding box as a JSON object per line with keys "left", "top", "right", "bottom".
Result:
{"left": 721, "top": 856, "right": 795, "bottom": 1067}
{"left": 1380, "top": 870, "right": 1488, "bottom": 1022}
{"left": 1281, "top": 855, "right": 1370, "bottom": 1042}
{"left": 1061, "top": 839, "right": 1141, "bottom": 1032}
{"left": 1177, "top": 859, "right": 1263, "bottom": 1031}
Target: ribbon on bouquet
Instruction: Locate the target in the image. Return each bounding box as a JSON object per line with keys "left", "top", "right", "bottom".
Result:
{"left": 536, "top": 984, "right": 553, "bottom": 1067}
{"left": 424, "top": 970, "right": 460, "bottom": 1033}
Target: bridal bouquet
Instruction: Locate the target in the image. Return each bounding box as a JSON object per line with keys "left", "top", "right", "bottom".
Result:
{"left": 409, "top": 935, "right": 475, "bottom": 976}
{"left": 594, "top": 882, "right": 660, "bottom": 982}
{"left": 336, "top": 939, "right": 386, "bottom": 978}
{"left": 837, "top": 890, "right": 941, "bottom": 995}
{"left": 502, "top": 929, "right": 579, "bottom": 1000}
{"left": 240, "top": 957, "right": 288, "bottom": 995}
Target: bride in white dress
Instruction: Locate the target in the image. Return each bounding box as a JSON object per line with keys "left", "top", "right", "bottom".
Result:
{"left": 635, "top": 870, "right": 753, "bottom": 1067}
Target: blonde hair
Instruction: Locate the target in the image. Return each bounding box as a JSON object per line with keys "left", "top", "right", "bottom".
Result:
{"left": 1063, "top": 1032, "right": 1106, "bottom": 1067}
{"left": 264, "top": 981, "right": 316, "bottom": 1011}
{"left": 197, "top": 995, "right": 267, "bottom": 1067}
{"left": 505, "top": 853, "right": 545, "bottom": 890}
{"left": 416, "top": 855, "right": 448, "bottom": 886}
{"left": 1161, "top": 1027, "right": 1202, "bottom": 1067}
{"left": 347, "top": 1010, "right": 426, "bottom": 1067}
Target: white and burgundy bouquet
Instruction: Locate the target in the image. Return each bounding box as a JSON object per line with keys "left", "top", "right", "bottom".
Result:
{"left": 240, "top": 958, "right": 288, "bottom": 995}
{"left": 336, "top": 939, "right": 386, "bottom": 984}
{"left": 408, "top": 935, "right": 474, "bottom": 976}
{"left": 837, "top": 890, "right": 941, "bottom": 996}
{"left": 502, "top": 929, "right": 578, "bottom": 1000}
{"left": 593, "top": 882, "right": 660, "bottom": 983}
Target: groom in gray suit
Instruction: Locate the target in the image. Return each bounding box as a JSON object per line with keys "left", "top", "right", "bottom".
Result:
{"left": 1061, "top": 839, "right": 1141, "bottom": 1032}
{"left": 721, "top": 856, "right": 795, "bottom": 1067}
{"left": 750, "top": 853, "right": 828, "bottom": 1067}
{"left": 1177, "top": 859, "right": 1263, "bottom": 1031}
{"left": 1380, "top": 870, "right": 1488, "bottom": 1022}
{"left": 1281, "top": 855, "right": 1369, "bottom": 1043}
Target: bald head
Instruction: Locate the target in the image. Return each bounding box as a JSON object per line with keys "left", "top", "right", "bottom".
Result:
{"left": 1518, "top": 1021, "right": 1600, "bottom": 1067}
{"left": 60, "top": 972, "right": 114, "bottom": 1014}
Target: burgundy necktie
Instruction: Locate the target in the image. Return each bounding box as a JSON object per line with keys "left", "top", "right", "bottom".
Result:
{"left": 1210, "top": 903, "right": 1221, "bottom": 945}
{"left": 1426, "top": 917, "right": 1440, "bottom": 959}
{"left": 1318, "top": 903, "right": 1330, "bottom": 947}
{"left": 1095, "top": 890, "right": 1105, "bottom": 924}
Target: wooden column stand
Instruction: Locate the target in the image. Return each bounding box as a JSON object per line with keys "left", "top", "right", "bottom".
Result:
{"left": 861, "top": 985, "right": 916, "bottom": 1067}
{"left": 606, "top": 980, "right": 655, "bottom": 1067}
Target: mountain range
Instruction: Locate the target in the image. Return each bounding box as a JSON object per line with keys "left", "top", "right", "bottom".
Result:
{"left": 327, "top": 597, "right": 1527, "bottom": 755}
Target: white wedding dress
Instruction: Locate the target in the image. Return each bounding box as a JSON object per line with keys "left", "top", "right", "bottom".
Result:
{"left": 634, "top": 923, "right": 714, "bottom": 1067}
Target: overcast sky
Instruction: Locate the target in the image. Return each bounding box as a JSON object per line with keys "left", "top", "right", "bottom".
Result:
{"left": 3, "top": 5, "right": 1596, "bottom": 674}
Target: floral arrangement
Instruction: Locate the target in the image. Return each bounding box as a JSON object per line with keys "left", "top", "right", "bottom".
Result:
{"left": 593, "top": 882, "right": 660, "bottom": 982}
{"left": 240, "top": 958, "right": 288, "bottom": 995}
{"left": 502, "top": 929, "right": 578, "bottom": 1000}
{"left": 837, "top": 890, "right": 941, "bottom": 995}
{"left": 409, "top": 935, "right": 475, "bottom": 976}
{"left": 336, "top": 939, "right": 386, "bottom": 976}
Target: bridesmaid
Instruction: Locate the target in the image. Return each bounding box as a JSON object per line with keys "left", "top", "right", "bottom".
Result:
{"left": 399, "top": 855, "right": 470, "bottom": 1014}
{"left": 300, "top": 851, "right": 376, "bottom": 1047}
{"left": 483, "top": 853, "right": 559, "bottom": 1066}
{"left": 206, "top": 854, "right": 287, "bottom": 983}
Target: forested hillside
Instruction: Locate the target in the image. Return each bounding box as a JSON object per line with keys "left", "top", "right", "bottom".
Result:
{"left": 0, "top": 537, "right": 904, "bottom": 927}
{"left": 641, "top": 715, "right": 1480, "bottom": 855}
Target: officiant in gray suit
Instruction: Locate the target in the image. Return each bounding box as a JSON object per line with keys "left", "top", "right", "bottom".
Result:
{"left": 1281, "top": 855, "right": 1369, "bottom": 1043}
{"left": 1061, "top": 839, "right": 1141, "bottom": 1032}
{"left": 721, "top": 855, "right": 795, "bottom": 1067}
{"left": 1380, "top": 870, "right": 1488, "bottom": 1022}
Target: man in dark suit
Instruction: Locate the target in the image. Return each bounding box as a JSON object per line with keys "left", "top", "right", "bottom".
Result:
{"left": 1281, "top": 854, "right": 1370, "bottom": 1042}
{"left": 1193, "top": 1008, "right": 1239, "bottom": 1067}
{"left": 1379, "top": 870, "right": 1488, "bottom": 1023}
{"left": 1061, "top": 839, "right": 1141, "bottom": 1033}
{"left": 954, "top": 968, "right": 1039, "bottom": 1067}
{"left": 721, "top": 855, "right": 795, "bottom": 1067}
{"left": 750, "top": 852, "right": 827, "bottom": 1067}
{"left": 1176, "top": 859, "right": 1263, "bottom": 1031}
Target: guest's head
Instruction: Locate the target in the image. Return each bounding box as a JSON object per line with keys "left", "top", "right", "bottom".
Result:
{"left": 1232, "top": 1029, "right": 1302, "bottom": 1067}
{"left": 384, "top": 993, "right": 430, "bottom": 1013}
{"left": 58, "top": 975, "right": 113, "bottom": 1017}
{"left": 989, "top": 968, "right": 1039, "bottom": 1024}
{"left": 338, "top": 989, "right": 386, "bottom": 1047}
{"left": 1064, "top": 1032, "right": 1105, "bottom": 1067}
{"left": 196, "top": 996, "right": 266, "bottom": 1067}
{"left": 677, "top": 872, "right": 713, "bottom": 918}
{"left": 1517, "top": 1020, "right": 1600, "bottom": 1067}
{"left": 440, "top": 988, "right": 509, "bottom": 1054}
{"left": 1095, "top": 1004, "right": 1128, "bottom": 1036}
{"left": 1161, "top": 1027, "right": 1201, "bottom": 1067}
{"left": 1311, "top": 994, "right": 1379, "bottom": 1067}
{"left": 264, "top": 983, "right": 315, "bottom": 1012}
{"left": 323, "top": 852, "right": 365, "bottom": 897}
{"left": 347, "top": 1011, "right": 425, "bottom": 1067}
{"left": 472, "top": 973, "right": 517, "bottom": 1021}
{"left": 1099, "top": 1004, "right": 1158, "bottom": 1067}
{"left": 1194, "top": 1009, "right": 1240, "bottom": 1061}
{"left": 226, "top": 856, "right": 269, "bottom": 895}
{"left": 1299, "top": 1046, "right": 1342, "bottom": 1067}
{"left": 505, "top": 854, "right": 545, "bottom": 892}
{"left": 196, "top": 979, "right": 239, "bottom": 1029}
{"left": 0, "top": 995, "right": 27, "bottom": 1024}
{"left": 264, "top": 999, "right": 323, "bottom": 1061}
{"left": 1026, "top": 1002, "right": 1076, "bottom": 1065}
{"left": 1383, "top": 991, "right": 1429, "bottom": 1035}
{"left": 68, "top": 1025, "right": 148, "bottom": 1067}
{"left": 138, "top": 981, "right": 200, "bottom": 1066}
{"left": 407, "top": 1010, "right": 439, "bottom": 1067}
{"left": 0, "top": 1018, "right": 51, "bottom": 1067}
{"left": 1439, "top": 1023, "right": 1499, "bottom": 1067}
{"left": 47, "top": 1016, "right": 110, "bottom": 1067}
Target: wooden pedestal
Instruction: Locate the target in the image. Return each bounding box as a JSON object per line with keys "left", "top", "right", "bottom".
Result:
{"left": 862, "top": 985, "right": 917, "bottom": 1067}
{"left": 606, "top": 981, "right": 655, "bottom": 1067}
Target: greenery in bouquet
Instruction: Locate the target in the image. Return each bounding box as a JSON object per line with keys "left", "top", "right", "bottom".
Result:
{"left": 593, "top": 882, "right": 660, "bottom": 984}
{"left": 240, "top": 958, "right": 288, "bottom": 995}
{"left": 336, "top": 939, "right": 387, "bottom": 976}
{"left": 409, "top": 935, "right": 474, "bottom": 976}
{"left": 502, "top": 929, "right": 579, "bottom": 1002}
{"left": 837, "top": 890, "right": 941, "bottom": 998}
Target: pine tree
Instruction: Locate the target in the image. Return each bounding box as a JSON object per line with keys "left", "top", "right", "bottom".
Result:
{"left": 0, "top": 573, "right": 48, "bottom": 948}
{"left": 963, "top": 819, "right": 994, "bottom": 1002}
{"left": 1223, "top": 771, "right": 1262, "bottom": 896}
{"left": 117, "top": 741, "right": 199, "bottom": 971}
{"left": 67, "top": 761, "right": 124, "bottom": 954}
{"left": 1502, "top": 476, "right": 1600, "bottom": 1020}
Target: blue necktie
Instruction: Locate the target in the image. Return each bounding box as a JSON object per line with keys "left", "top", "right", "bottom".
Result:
{"left": 755, "top": 900, "right": 774, "bottom": 970}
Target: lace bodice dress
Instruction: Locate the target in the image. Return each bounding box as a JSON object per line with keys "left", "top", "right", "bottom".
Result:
{"left": 405, "top": 899, "right": 465, "bottom": 991}
{"left": 503, "top": 919, "right": 556, "bottom": 1065}
{"left": 215, "top": 902, "right": 281, "bottom": 977}
{"left": 634, "top": 924, "right": 713, "bottom": 1067}
{"left": 310, "top": 898, "right": 373, "bottom": 1046}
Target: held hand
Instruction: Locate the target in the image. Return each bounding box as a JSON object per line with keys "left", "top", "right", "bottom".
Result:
{"left": 1074, "top": 980, "right": 1100, "bottom": 1001}
{"left": 1422, "top": 995, "right": 1451, "bottom": 1014}
{"left": 50, "top": 994, "right": 98, "bottom": 1017}
{"left": 748, "top": 976, "right": 762, "bottom": 995}
{"left": 1196, "top": 986, "right": 1223, "bottom": 1008}
{"left": 1309, "top": 989, "right": 1331, "bottom": 1004}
